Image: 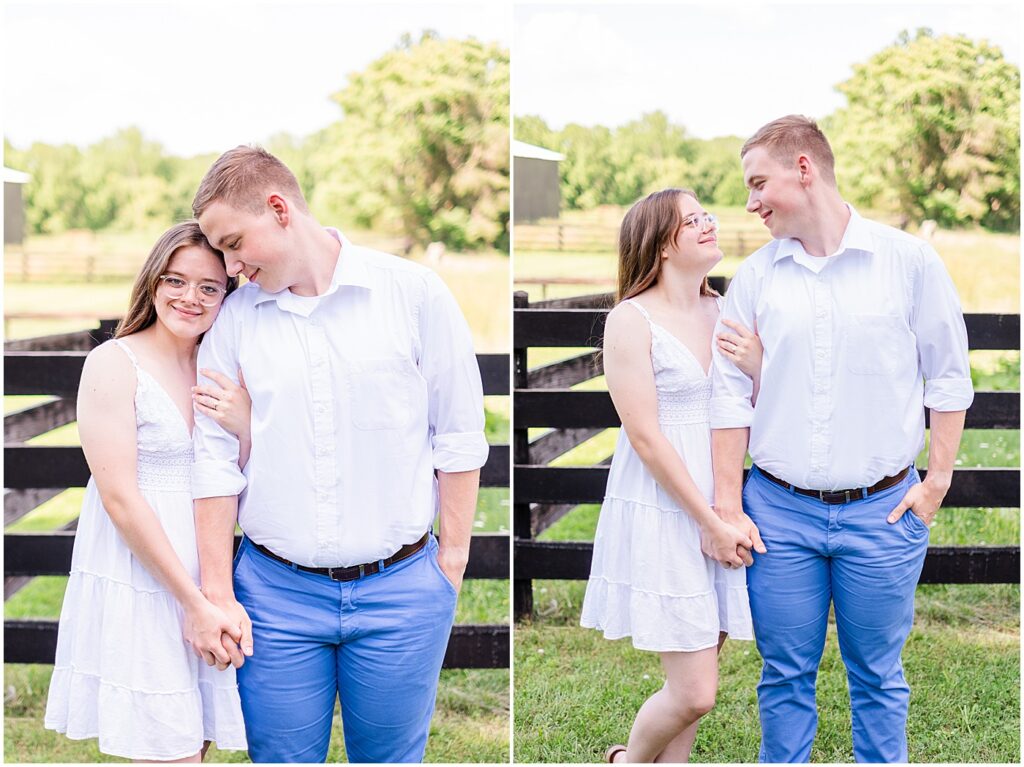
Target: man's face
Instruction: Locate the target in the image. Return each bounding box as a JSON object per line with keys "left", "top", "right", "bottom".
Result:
{"left": 742, "top": 146, "right": 806, "bottom": 240}
{"left": 197, "top": 200, "right": 291, "bottom": 293}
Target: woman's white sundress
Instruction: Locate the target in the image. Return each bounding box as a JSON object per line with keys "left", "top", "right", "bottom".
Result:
{"left": 580, "top": 299, "right": 754, "bottom": 651}
{"left": 44, "top": 338, "right": 247, "bottom": 760}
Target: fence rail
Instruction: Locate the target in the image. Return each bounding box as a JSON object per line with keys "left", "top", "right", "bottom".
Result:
{"left": 4, "top": 321, "right": 511, "bottom": 669}
{"left": 512, "top": 289, "right": 1020, "bottom": 619}
{"left": 513, "top": 222, "right": 769, "bottom": 259}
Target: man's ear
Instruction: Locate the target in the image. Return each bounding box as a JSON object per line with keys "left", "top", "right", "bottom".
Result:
{"left": 796, "top": 154, "right": 813, "bottom": 186}
{"left": 267, "top": 194, "right": 290, "bottom": 226}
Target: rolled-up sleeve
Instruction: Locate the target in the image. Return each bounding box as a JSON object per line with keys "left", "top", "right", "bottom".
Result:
{"left": 914, "top": 246, "right": 974, "bottom": 412}
{"left": 192, "top": 299, "right": 248, "bottom": 499}
{"left": 419, "top": 271, "right": 489, "bottom": 472}
{"left": 710, "top": 263, "right": 758, "bottom": 429}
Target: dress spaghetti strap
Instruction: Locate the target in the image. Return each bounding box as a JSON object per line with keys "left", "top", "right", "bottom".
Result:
{"left": 110, "top": 338, "right": 140, "bottom": 368}
{"left": 622, "top": 298, "right": 652, "bottom": 322}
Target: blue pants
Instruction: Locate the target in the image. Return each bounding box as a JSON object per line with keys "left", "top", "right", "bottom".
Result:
{"left": 743, "top": 466, "right": 930, "bottom": 763}
{"left": 232, "top": 534, "right": 458, "bottom": 763}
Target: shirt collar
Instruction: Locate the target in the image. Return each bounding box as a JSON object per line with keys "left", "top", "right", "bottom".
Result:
{"left": 253, "top": 227, "right": 373, "bottom": 308}
{"left": 772, "top": 204, "right": 875, "bottom": 265}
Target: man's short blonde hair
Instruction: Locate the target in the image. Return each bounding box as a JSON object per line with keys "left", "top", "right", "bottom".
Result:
{"left": 741, "top": 115, "right": 837, "bottom": 186}
{"left": 192, "top": 145, "right": 309, "bottom": 218}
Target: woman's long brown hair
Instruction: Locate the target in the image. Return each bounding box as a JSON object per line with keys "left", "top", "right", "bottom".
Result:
{"left": 616, "top": 188, "right": 718, "bottom": 303}
{"left": 116, "top": 221, "right": 237, "bottom": 339}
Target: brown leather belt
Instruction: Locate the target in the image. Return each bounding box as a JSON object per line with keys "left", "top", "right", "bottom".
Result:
{"left": 249, "top": 532, "right": 429, "bottom": 582}
{"left": 756, "top": 466, "right": 911, "bottom": 505}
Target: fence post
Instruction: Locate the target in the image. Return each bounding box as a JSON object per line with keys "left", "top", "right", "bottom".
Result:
{"left": 557, "top": 223, "right": 564, "bottom": 252}
{"left": 21, "top": 250, "right": 29, "bottom": 282}
{"left": 513, "top": 290, "right": 534, "bottom": 620}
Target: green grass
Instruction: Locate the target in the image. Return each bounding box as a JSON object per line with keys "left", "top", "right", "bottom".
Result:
{"left": 513, "top": 603, "right": 1019, "bottom": 763}
{"left": 5, "top": 663, "right": 509, "bottom": 763}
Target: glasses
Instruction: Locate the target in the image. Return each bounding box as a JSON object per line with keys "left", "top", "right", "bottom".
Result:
{"left": 157, "top": 274, "right": 227, "bottom": 307}
{"left": 681, "top": 212, "right": 719, "bottom": 233}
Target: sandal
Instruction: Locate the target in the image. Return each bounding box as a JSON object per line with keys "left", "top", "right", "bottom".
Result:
{"left": 605, "top": 744, "right": 627, "bottom": 763}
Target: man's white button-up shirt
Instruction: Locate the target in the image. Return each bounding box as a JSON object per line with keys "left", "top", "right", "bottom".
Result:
{"left": 191, "top": 228, "right": 489, "bottom": 567}
{"left": 710, "top": 207, "right": 973, "bottom": 491}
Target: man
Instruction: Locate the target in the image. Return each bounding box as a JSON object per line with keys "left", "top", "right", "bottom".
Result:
{"left": 710, "top": 116, "right": 972, "bottom": 763}
{"left": 186, "top": 146, "right": 488, "bottom": 763}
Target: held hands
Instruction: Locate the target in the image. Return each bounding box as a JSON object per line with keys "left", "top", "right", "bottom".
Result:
{"left": 193, "top": 368, "right": 251, "bottom": 440}
{"left": 184, "top": 594, "right": 254, "bottom": 671}
{"left": 713, "top": 501, "right": 768, "bottom": 566}
{"left": 716, "top": 319, "right": 763, "bottom": 378}
{"left": 700, "top": 516, "right": 753, "bottom": 569}
{"left": 887, "top": 473, "right": 950, "bottom": 528}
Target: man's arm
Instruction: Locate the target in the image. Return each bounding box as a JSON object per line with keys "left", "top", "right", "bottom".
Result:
{"left": 435, "top": 469, "right": 480, "bottom": 592}
{"left": 710, "top": 264, "right": 766, "bottom": 556}
{"left": 418, "top": 272, "right": 490, "bottom": 589}
{"left": 191, "top": 297, "right": 252, "bottom": 665}
{"left": 889, "top": 245, "right": 973, "bottom": 526}
{"left": 711, "top": 427, "right": 751, "bottom": 518}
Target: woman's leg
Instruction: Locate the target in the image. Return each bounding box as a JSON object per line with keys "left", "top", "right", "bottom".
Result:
{"left": 612, "top": 642, "right": 720, "bottom": 763}
{"left": 653, "top": 633, "right": 728, "bottom": 763}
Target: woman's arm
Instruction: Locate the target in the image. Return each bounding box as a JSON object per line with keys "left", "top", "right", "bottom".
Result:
{"left": 79, "top": 344, "right": 240, "bottom": 668}
{"left": 193, "top": 368, "right": 251, "bottom": 469}
{"left": 604, "top": 305, "right": 751, "bottom": 567}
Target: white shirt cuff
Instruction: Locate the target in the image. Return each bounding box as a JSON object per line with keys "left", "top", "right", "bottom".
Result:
{"left": 923, "top": 378, "right": 975, "bottom": 412}
{"left": 432, "top": 431, "right": 489, "bottom": 472}
{"left": 191, "top": 460, "right": 247, "bottom": 500}
{"left": 710, "top": 396, "right": 755, "bottom": 429}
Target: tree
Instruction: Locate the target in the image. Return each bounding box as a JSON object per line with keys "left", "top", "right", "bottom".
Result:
{"left": 310, "top": 31, "right": 509, "bottom": 252}
{"left": 607, "top": 111, "right": 696, "bottom": 204}
{"left": 827, "top": 29, "right": 1020, "bottom": 230}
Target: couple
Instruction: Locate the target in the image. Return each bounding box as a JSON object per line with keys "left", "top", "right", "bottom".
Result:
{"left": 44, "top": 147, "right": 488, "bottom": 763}
{"left": 581, "top": 116, "right": 973, "bottom": 763}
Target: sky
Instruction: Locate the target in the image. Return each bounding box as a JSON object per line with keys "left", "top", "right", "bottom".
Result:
{"left": 3, "top": 0, "right": 511, "bottom": 157}
{"left": 514, "top": 1, "right": 1021, "bottom": 139}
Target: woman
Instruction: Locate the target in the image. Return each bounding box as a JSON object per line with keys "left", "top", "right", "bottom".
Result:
{"left": 579, "top": 189, "right": 762, "bottom": 763}
{"left": 44, "top": 222, "right": 251, "bottom": 762}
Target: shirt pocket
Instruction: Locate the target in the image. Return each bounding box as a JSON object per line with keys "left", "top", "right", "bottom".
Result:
{"left": 350, "top": 357, "right": 420, "bottom": 430}
{"left": 844, "top": 313, "right": 914, "bottom": 376}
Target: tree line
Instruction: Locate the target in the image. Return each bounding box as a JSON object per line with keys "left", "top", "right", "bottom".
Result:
{"left": 5, "top": 32, "right": 510, "bottom": 252}
{"left": 515, "top": 30, "right": 1019, "bottom": 232}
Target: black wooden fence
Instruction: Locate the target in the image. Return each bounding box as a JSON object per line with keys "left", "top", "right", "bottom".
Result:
{"left": 4, "top": 321, "right": 510, "bottom": 669}
{"left": 513, "top": 287, "right": 1020, "bottom": 618}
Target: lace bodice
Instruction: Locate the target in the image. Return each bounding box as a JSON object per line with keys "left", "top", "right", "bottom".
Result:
{"left": 109, "top": 339, "right": 193, "bottom": 491}
{"left": 623, "top": 299, "right": 713, "bottom": 426}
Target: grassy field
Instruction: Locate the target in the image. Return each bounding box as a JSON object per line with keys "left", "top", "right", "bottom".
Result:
{"left": 513, "top": 206, "right": 1020, "bottom": 313}
{"left": 4, "top": 229, "right": 509, "bottom": 352}
{"left": 512, "top": 213, "right": 1019, "bottom": 763}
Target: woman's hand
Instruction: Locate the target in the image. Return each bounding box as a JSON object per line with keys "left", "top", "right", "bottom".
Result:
{"left": 716, "top": 319, "right": 763, "bottom": 379}
{"left": 182, "top": 595, "right": 245, "bottom": 671}
{"left": 193, "top": 368, "right": 251, "bottom": 441}
{"left": 700, "top": 516, "right": 754, "bottom": 569}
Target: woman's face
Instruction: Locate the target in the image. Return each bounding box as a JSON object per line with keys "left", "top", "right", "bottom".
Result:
{"left": 153, "top": 245, "right": 229, "bottom": 340}
{"left": 664, "top": 194, "right": 723, "bottom": 273}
